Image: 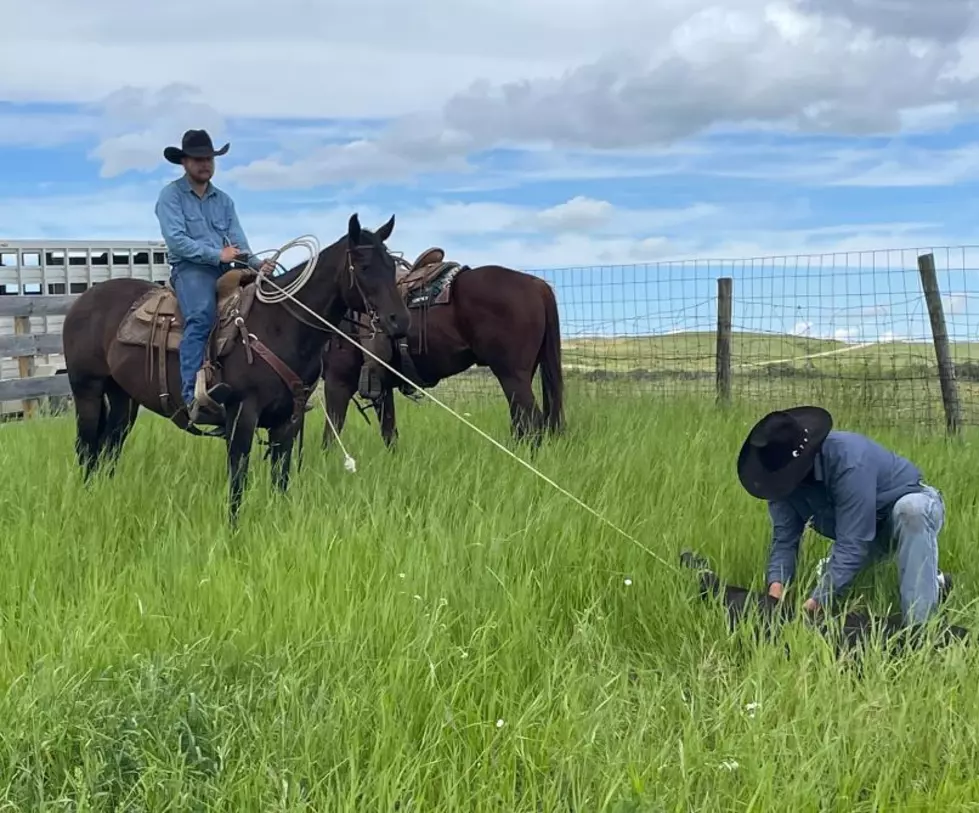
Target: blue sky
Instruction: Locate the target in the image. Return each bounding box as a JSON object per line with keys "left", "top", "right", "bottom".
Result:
{"left": 3, "top": 0, "right": 979, "bottom": 343}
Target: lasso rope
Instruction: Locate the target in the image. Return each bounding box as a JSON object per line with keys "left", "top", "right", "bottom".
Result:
{"left": 251, "top": 234, "right": 321, "bottom": 305}
{"left": 246, "top": 241, "right": 676, "bottom": 573}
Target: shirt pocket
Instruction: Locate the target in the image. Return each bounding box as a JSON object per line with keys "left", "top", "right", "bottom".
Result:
{"left": 184, "top": 213, "right": 209, "bottom": 239}
{"left": 209, "top": 206, "right": 231, "bottom": 237}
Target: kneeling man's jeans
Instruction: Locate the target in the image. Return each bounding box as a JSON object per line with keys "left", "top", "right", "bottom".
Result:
{"left": 819, "top": 484, "right": 945, "bottom": 625}
{"left": 170, "top": 266, "right": 220, "bottom": 405}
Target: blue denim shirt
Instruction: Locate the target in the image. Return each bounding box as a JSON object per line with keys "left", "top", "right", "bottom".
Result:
{"left": 154, "top": 175, "right": 263, "bottom": 275}
{"left": 765, "top": 430, "right": 924, "bottom": 605}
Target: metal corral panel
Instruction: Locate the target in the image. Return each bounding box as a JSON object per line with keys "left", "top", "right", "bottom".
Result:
{"left": 0, "top": 240, "right": 171, "bottom": 416}
{"left": 0, "top": 239, "right": 170, "bottom": 291}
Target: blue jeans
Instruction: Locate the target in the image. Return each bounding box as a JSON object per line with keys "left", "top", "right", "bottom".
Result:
{"left": 816, "top": 483, "right": 946, "bottom": 624}
{"left": 170, "top": 265, "right": 220, "bottom": 405}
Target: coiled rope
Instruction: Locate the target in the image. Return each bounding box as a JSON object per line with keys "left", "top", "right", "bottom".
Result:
{"left": 250, "top": 234, "right": 321, "bottom": 305}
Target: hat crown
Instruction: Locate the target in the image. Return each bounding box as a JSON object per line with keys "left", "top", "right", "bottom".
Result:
{"left": 182, "top": 129, "right": 214, "bottom": 149}
{"left": 750, "top": 411, "right": 810, "bottom": 472}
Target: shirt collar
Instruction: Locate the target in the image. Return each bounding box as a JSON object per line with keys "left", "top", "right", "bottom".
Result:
{"left": 812, "top": 452, "right": 824, "bottom": 482}
{"left": 177, "top": 174, "right": 216, "bottom": 198}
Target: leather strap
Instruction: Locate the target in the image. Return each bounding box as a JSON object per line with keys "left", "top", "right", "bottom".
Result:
{"left": 246, "top": 333, "right": 310, "bottom": 422}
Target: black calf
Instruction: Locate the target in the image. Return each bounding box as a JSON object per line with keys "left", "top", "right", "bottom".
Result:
{"left": 680, "top": 550, "right": 969, "bottom": 657}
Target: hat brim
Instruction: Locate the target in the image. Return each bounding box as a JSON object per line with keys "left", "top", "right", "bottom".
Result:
{"left": 736, "top": 405, "right": 833, "bottom": 501}
{"left": 163, "top": 142, "right": 230, "bottom": 164}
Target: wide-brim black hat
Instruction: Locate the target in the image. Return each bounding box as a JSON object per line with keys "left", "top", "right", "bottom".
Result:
{"left": 737, "top": 405, "right": 833, "bottom": 501}
{"left": 164, "top": 128, "right": 230, "bottom": 165}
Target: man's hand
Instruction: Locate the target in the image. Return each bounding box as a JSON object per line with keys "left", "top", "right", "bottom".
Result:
{"left": 803, "top": 597, "right": 820, "bottom": 615}
{"left": 220, "top": 245, "right": 240, "bottom": 263}
{"left": 258, "top": 259, "right": 275, "bottom": 275}
{"left": 767, "top": 582, "right": 784, "bottom": 600}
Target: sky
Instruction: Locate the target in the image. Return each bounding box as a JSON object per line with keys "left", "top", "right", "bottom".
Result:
{"left": 3, "top": 0, "right": 979, "bottom": 343}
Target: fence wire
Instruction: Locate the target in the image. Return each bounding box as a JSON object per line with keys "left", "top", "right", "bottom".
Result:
{"left": 431, "top": 245, "right": 979, "bottom": 430}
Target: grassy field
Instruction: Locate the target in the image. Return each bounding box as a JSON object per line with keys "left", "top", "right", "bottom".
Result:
{"left": 1, "top": 388, "right": 979, "bottom": 810}
{"left": 560, "top": 331, "right": 979, "bottom": 374}
{"left": 431, "top": 330, "right": 979, "bottom": 429}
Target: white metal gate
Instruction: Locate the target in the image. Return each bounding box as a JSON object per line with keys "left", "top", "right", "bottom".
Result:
{"left": 0, "top": 239, "right": 171, "bottom": 416}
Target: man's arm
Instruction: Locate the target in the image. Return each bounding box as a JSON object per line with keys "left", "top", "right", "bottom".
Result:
{"left": 766, "top": 500, "right": 806, "bottom": 589}
{"left": 224, "top": 197, "right": 265, "bottom": 273}
{"left": 155, "top": 189, "right": 223, "bottom": 267}
{"left": 809, "top": 460, "right": 878, "bottom": 607}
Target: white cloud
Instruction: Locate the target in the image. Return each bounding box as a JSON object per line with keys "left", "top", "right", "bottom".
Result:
{"left": 6, "top": 0, "right": 979, "bottom": 185}
{"left": 0, "top": 185, "right": 956, "bottom": 271}
{"left": 431, "top": 9, "right": 979, "bottom": 154}
{"left": 0, "top": 112, "right": 100, "bottom": 148}
{"left": 533, "top": 197, "right": 615, "bottom": 232}
{"left": 797, "top": 0, "right": 979, "bottom": 43}
{"left": 88, "top": 85, "right": 226, "bottom": 177}
{"left": 943, "top": 292, "right": 972, "bottom": 314}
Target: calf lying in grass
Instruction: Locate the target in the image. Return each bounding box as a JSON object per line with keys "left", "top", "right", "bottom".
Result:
{"left": 679, "top": 549, "right": 969, "bottom": 657}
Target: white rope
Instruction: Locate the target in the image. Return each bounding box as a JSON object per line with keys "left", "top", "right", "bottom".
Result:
{"left": 251, "top": 268, "right": 677, "bottom": 572}
{"left": 318, "top": 384, "right": 357, "bottom": 473}
{"left": 251, "top": 235, "right": 321, "bottom": 305}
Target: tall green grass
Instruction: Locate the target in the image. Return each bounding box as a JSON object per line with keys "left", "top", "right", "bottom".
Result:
{"left": 0, "top": 390, "right": 977, "bottom": 810}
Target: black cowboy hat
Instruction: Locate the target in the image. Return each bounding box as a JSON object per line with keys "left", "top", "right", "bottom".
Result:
{"left": 737, "top": 405, "right": 833, "bottom": 501}
{"left": 163, "top": 129, "right": 230, "bottom": 165}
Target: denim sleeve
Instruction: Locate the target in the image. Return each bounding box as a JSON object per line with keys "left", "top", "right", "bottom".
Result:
{"left": 766, "top": 500, "right": 806, "bottom": 586}
{"left": 224, "top": 197, "right": 264, "bottom": 272}
{"left": 154, "top": 187, "right": 222, "bottom": 267}
{"left": 810, "top": 461, "right": 878, "bottom": 606}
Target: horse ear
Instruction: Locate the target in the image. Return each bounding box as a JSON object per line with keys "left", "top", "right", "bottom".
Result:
{"left": 348, "top": 213, "right": 362, "bottom": 244}
{"left": 375, "top": 214, "right": 395, "bottom": 243}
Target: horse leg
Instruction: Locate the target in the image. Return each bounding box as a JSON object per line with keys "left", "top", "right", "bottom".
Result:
{"left": 101, "top": 379, "right": 140, "bottom": 477}
{"left": 491, "top": 368, "right": 544, "bottom": 445}
{"left": 322, "top": 381, "right": 354, "bottom": 450}
{"left": 374, "top": 387, "right": 398, "bottom": 450}
{"left": 224, "top": 399, "right": 259, "bottom": 527}
{"left": 268, "top": 418, "right": 301, "bottom": 494}
{"left": 68, "top": 375, "right": 108, "bottom": 481}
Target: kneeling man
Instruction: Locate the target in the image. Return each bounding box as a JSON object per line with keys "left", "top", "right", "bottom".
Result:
{"left": 737, "top": 406, "right": 951, "bottom": 626}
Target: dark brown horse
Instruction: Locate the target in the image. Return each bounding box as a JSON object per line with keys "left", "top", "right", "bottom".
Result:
{"left": 61, "top": 213, "right": 410, "bottom": 524}
{"left": 320, "top": 255, "right": 564, "bottom": 451}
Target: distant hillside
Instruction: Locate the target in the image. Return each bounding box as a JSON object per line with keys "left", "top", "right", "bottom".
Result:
{"left": 558, "top": 330, "right": 979, "bottom": 376}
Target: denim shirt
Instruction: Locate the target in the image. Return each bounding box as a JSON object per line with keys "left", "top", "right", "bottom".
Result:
{"left": 765, "top": 430, "right": 924, "bottom": 605}
{"left": 154, "top": 175, "right": 262, "bottom": 275}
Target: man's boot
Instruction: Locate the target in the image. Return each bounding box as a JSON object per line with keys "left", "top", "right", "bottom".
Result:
{"left": 187, "top": 368, "right": 229, "bottom": 425}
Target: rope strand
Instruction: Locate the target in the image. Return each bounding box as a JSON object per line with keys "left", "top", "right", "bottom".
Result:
{"left": 249, "top": 243, "right": 678, "bottom": 574}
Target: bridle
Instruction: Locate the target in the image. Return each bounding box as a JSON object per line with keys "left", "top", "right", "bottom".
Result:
{"left": 274, "top": 243, "right": 385, "bottom": 340}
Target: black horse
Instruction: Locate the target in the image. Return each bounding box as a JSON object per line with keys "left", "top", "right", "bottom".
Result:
{"left": 62, "top": 214, "right": 410, "bottom": 524}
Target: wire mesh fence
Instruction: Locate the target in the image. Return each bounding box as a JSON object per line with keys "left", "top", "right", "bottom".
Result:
{"left": 432, "top": 245, "right": 979, "bottom": 430}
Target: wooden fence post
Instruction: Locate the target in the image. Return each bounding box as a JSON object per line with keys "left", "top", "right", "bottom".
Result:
{"left": 917, "top": 252, "right": 962, "bottom": 435}
{"left": 0, "top": 295, "right": 76, "bottom": 419}
{"left": 13, "top": 315, "right": 37, "bottom": 418}
{"left": 715, "top": 276, "right": 733, "bottom": 404}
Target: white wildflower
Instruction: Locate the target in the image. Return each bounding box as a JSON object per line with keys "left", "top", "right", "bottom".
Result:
{"left": 624, "top": 578, "right": 633, "bottom": 587}
{"left": 496, "top": 719, "right": 504, "bottom": 728}
{"left": 720, "top": 760, "right": 739, "bottom": 771}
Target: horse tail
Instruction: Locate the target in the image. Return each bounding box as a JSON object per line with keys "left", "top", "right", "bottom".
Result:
{"left": 537, "top": 279, "right": 565, "bottom": 434}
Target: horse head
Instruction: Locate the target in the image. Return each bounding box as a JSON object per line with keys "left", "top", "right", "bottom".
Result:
{"left": 341, "top": 213, "right": 410, "bottom": 340}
